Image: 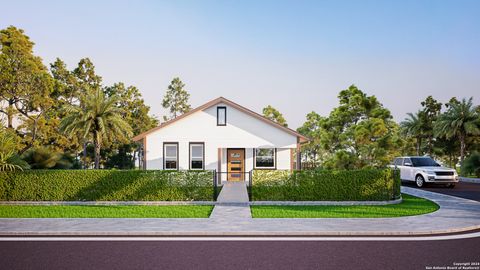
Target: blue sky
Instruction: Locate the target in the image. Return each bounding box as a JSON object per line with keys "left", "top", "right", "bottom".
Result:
{"left": 2, "top": 0, "right": 479, "bottom": 128}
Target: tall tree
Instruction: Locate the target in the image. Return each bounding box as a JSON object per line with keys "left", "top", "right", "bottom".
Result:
{"left": 400, "top": 111, "right": 424, "bottom": 155}
{"left": 0, "top": 26, "right": 54, "bottom": 152}
{"left": 317, "top": 85, "right": 401, "bottom": 169}
{"left": 262, "top": 105, "right": 288, "bottom": 127}
{"left": 104, "top": 82, "right": 158, "bottom": 169}
{"left": 162, "top": 77, "right": 191, "bottom": 120}
{"left": 435, "top": 97, "right": 480, "bottom": 164}
{"left": 420, "top": 96, "right": 442, "bottom": 155}
{"left": 297, "top": 111, "right": 324, "bottom": 165}
{"left": 60, "top": 89, "right": 133, "bottom": 169}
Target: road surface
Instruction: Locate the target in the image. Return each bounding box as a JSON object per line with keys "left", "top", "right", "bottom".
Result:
{"left": 1, "top": 237, "right": 479, "bottom": 270}
{"left": 403, "top": 180, "right": 480, "bottom": 202}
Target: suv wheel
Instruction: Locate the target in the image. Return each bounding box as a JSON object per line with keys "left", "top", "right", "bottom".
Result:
{"left": 446, "top": 183, "right": 455, "bottom": 188}
{"left": 415, "top": 175, "right": 425, "bottom": 188}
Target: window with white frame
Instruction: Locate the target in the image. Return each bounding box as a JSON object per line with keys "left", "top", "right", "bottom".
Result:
{"left": 190, "top": 143, "right": 204, "bottom": 170}
{"left": 255, "top": 148, "right": 275, "bottom": 169}
{"left": 164, "top": 143, "right": 178, "bottom": 170}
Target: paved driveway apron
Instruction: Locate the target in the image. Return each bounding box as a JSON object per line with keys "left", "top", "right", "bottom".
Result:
{"left": 1, "top": 186, "right": 480, "bottom": 236}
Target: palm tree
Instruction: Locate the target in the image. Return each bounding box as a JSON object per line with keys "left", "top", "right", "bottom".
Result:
{"left": 435, "top": 97, "right": 480, "bottom": 164}
{"left": 0, "top": 127, "right": 27, "bottom": 171}
{"left": 60, "top": 89, "right": 133, "bottom": 169}
{"left": 400, "top": 111, "right": 424, "bottom": 155}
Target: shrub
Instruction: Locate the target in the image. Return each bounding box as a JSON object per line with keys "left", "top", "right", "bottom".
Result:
{"left": 21, "top": 147, "right": 77, "bottom": 169}
{"left": 462, "top": 152, "right": 480, "bottom": 177}
{"left": 252, "top": 169, "right": 400, "bottom": 201}
{"left": 0, "top": 170, "right": 214, "bottom": 201}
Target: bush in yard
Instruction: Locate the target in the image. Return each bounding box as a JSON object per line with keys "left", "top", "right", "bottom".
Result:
{"left": 0, "top": 170, "right": 214, "bottom": 201}
{"left": 462, "top": 152, "right": 480, "bottom": 177}
{"left": 252, "top": 169, "right": 400, "bottom": 201}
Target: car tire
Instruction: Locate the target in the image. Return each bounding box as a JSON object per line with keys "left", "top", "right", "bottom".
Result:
{"left": 415, "top": 175, "right": 425, "bottom": 188}
{"left": 446, "top": 183, "right": 455, "bottom": 188}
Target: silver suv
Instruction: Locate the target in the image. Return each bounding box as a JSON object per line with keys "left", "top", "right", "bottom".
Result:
{"left": 390, "top": 156, "right": 459, "bottom": 188}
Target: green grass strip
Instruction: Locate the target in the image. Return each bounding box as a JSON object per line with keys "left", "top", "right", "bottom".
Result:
{"left": 251, "top": 194, "right": 439, "bottom": 218}
{"left": 0, "top": 205, "right": 214, "bottom": 218}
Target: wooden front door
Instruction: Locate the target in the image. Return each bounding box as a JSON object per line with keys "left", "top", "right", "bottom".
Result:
{"left": 227, "top": 148, "right": 245, "bottom": 181}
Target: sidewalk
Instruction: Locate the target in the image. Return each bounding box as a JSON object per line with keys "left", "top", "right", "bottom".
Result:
{"left": 1, "top": 186, "right": 480, "bottom": 236}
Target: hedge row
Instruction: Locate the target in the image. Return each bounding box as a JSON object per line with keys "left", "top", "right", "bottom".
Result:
{"left": 0, "top": 170, "right": 214, "bottom": 201}
{"left": 252, "top": 169, "right": 400, "bottom": 201}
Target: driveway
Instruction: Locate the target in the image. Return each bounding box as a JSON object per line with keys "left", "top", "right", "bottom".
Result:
{"left": 402, "top": 180, "right": 480, "bottom": 202}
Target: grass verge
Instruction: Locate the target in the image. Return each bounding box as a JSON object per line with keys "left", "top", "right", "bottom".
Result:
{"left": 250, "top": 194, "right": 439, "bottom": 218}
{"left": 0, "top": 205, "right": 213, "bottom": 218}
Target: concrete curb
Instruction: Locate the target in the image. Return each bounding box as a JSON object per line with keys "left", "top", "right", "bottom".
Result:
{"left": 250, "top": 197, "right": 402, "bottom": 206}
{"left": 0, "top": 201, "right": 216, "bottom": 206}
{"left": 460, "top": 177, "right": 480, "bottom": 184}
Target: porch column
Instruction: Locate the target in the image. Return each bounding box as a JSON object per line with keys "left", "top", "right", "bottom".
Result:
{"left": 296, "top": 137, "right": 301, "bottom": 170}
{"left": 217, "top": 148, "right": 222, "bottom": 184}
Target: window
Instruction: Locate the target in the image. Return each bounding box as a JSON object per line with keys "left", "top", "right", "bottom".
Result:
{"left": 164, "top": 143, "right": 178, "bottom": 170}
{"left": 190, "top": 143, "right": 204, "bottom": 170}
{"left": 393, "top": 158, "right": 403, "bottom": 166}
{"left": 403, "top": 158, "right": 412, "bottom": 166}
{"left": 255, "top": 148, "right": 275, "bottom": 169}
{"left": 217, "top": 106, "right": 226, "bottom": 126}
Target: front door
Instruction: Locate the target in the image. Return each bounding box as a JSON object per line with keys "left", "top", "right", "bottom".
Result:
{"left": 227, "top": 148, "right": 245, "bottom": 181}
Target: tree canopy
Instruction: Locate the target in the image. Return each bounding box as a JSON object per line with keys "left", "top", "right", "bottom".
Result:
{"left": 262, "top": 105, "right": 288, "bottom": 127}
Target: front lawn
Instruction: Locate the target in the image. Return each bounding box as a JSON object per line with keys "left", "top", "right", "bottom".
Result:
{"left": 251, "top": 194, "right": 438, "bottom": 218}
{"left": 0, "top": 205, "right": 213, "bottom": 218}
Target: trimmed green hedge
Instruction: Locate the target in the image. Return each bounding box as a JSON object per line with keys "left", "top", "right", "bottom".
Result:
{"left": 0, "top": 170, "right": 214, "bottom": 201}
{"left": 252, "top": 169, "right": 400, "bottom": 201}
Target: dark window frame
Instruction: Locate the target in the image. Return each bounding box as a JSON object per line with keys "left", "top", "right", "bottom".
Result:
{"left": 217, "top": 106, "right": 227, "bottom": 126}
{"left": 253, "top": 148, "right": 277, "bottom": 170}
{"left": 189, "top": 142, "right": 205, "bottom": 170}
{"left": 163, "top": 142, "right": 179, "bottom": 170}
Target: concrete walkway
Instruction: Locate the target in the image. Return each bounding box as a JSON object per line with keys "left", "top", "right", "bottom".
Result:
{"left": 1, "top": 186, "right": 480, "bottom": 236}
{"left": 210, "top": 182, "right": 251, "bottom": 220}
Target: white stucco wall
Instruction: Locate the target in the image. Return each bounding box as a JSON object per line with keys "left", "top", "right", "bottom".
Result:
{"left": 145, "top": 102, "right": 297, "bottom": 171}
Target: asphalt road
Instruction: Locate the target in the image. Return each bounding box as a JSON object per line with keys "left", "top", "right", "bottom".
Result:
{"left": 1, "top": 238, "right": 479, "bottom": 270}
{"left": 403, "top": 180, "right": 480, "bottom": 202}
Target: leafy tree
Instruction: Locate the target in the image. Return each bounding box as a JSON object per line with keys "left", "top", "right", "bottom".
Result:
{"left": 420, "top": 96, "right": 442, "bottom": 155}
{"left": 0, "top": 26, "right": 54, "bottom": 152}
{"left": 262, "top": 105, "right": 288, "bottom": 127}
{"left": 315, "top": 85, "right": 401, "bottom": 169}
{"left": 105, "top": 82, "right": 158, "bottom": 135}
{"left": 162, "top": 77, "right": 191, "bottom": 120}
{"left": 297, "top": 111, "right": 325, "bottom": 166}
{"left": 60, "top": 89, "right": 133, "bottom": 169}
{"left": 104, "top": 82, "right": 158, "bottom": 169}
{"left": 435, "top": 97, "right": 480, "bottom": 164}
{"left": 400, "top": 111, "right": 424, "bottom": 155}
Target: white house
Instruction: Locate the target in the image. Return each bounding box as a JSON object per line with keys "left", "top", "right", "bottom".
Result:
{"left": 133, "top": 97, "right": 308, "bottom": 182}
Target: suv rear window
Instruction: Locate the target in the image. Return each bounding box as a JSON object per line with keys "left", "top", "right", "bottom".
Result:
{"left": 393, "top": 158, "right": 403, "bottom": 166}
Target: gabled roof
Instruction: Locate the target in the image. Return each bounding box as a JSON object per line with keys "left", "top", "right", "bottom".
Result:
{"left": 132, "top": 97, "right": 309, "bottom": 143}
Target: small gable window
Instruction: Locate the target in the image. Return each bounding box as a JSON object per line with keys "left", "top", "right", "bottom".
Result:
{"left": 217, "top": 106, "right": 226, "bottom": 126}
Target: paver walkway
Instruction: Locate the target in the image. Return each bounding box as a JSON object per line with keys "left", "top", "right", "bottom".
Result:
{"left": 1, "top": 187, "right": 480, "bottom": 236}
